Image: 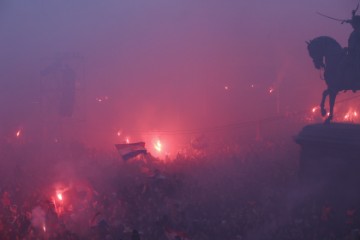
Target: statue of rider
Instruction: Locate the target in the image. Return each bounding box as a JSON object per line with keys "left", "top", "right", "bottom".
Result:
{"left": 317, "top": 4, "right": 360, "bottom": 76}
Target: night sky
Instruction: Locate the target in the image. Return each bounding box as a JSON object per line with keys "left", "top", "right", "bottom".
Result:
{"left": 0, "top": 0, "right": 358, "bottom": 153}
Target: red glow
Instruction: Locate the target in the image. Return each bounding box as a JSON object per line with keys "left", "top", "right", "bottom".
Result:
{"left": 141, "top": 134, "right": 177, "bottom": 161}
{"left": 96, "top": 96, "right": 109, "bottom": 102}
{"left": 343, "top": 107, "right": 358, "bottom": 122}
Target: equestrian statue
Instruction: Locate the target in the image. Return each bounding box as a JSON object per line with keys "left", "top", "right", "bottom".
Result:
{"left": 307, "top": 4, "right": 360, "bottom": 123}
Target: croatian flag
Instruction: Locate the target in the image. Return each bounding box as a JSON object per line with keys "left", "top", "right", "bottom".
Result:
{"left": 115, "top": 142, "right": 147, "bottom": 161}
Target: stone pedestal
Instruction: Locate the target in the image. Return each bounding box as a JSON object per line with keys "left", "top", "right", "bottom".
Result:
{"left": 295, "top": 123, "right": 360, "bottom": 206}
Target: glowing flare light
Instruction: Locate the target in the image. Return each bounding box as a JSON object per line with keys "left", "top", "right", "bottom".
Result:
{"left": 57, "top": 193, "right": 63, "bottom": 201}
{"left": 154, "top": 140, "right": 162, "bottom": 152}
{"left": 52, "top": 190, "right": 66, "bottom": 216}
{"left": 343, "top": 108, "right": 359, "bottom": 122}
{"left": 312, "top": 107, "right": 318, "bottom": 113}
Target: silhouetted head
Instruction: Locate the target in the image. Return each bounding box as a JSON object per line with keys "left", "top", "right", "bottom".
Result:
{"left": 131, "top": 229, "right": 141, "bottom": 240}
{"left": 307, "top": 39, "right": 325, "bottom": 69}
{"left": 306, "top": 36, "right": 343, "bottom": 70}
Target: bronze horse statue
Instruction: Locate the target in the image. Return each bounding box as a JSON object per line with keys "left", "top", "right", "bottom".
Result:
{"left": 307, "top": 36, "right": 360, "bottom": 123}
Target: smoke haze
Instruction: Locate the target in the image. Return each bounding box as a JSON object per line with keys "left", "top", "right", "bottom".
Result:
{"left": 0, "top": 0, "right": 357, "bottom": 150}
{"left": 1, "top": 1, "right": 360, "bottom": 239}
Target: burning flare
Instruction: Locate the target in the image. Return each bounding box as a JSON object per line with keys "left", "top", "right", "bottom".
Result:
{"left": 154, "top": 140, "right": 162, "bottom": 152}
{"left": 57, "top": 193, "right": 63, "bottom": 201}
{"left": 343, "top": 108, "right": 358, "bottom": 121}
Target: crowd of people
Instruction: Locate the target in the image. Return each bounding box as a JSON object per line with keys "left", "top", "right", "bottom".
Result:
{"left": 0, "top": 134, "right": 359, "bottom": 240}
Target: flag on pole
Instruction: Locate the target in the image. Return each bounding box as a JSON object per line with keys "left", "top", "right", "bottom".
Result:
{"left": 115, "top": 142, "right": 147, "bottom": 161}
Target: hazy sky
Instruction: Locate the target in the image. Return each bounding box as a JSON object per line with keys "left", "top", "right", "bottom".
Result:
{"left": 0, "top": 0, "right": 358, "bottom": 150}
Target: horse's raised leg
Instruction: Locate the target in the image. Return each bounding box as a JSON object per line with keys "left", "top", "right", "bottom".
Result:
{"left": 324, "top": 90, "right": 337, "bottom": 124}
{"left": 320, "top": 89, "right": 329, "bottom": 117}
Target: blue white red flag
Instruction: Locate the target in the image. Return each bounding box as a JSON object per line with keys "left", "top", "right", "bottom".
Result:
{"left": 115, "top": 142, "right": 147, "bottom": 161}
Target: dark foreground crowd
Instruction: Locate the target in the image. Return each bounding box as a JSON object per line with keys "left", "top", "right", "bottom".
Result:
{"left": 0, "top": 137, "right": 359, "bottom": 240}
